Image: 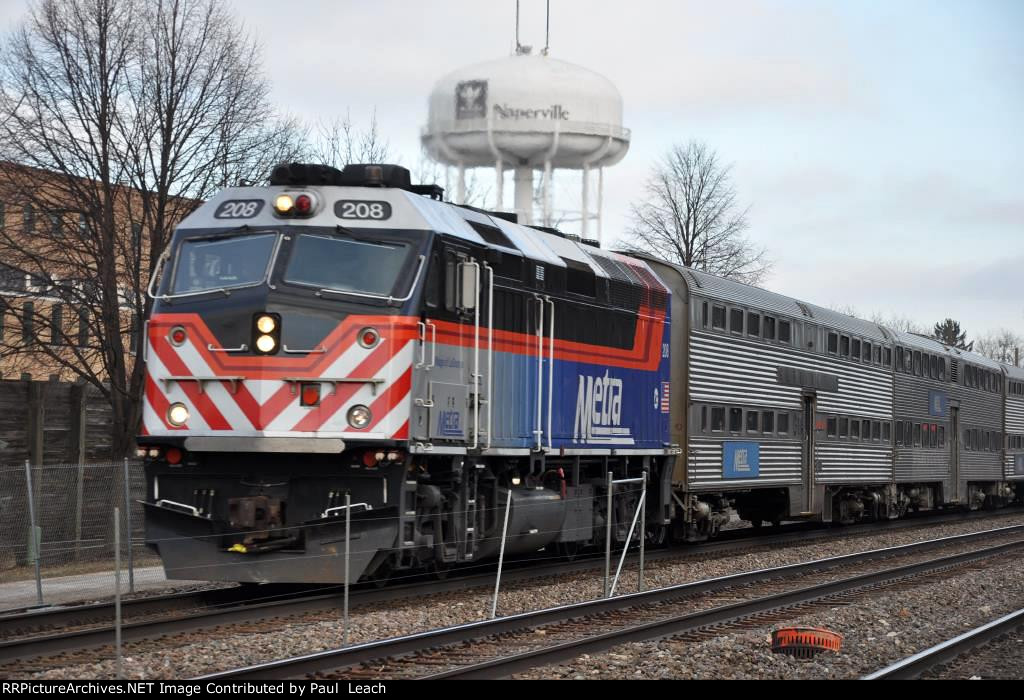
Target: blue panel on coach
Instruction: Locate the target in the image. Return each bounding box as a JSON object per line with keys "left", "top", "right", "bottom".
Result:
{"left": 723, "top": 441, "right": 760, "bottom": 479}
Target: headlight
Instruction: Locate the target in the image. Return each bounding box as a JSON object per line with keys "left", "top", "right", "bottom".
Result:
{"left": 256, "top": 315, "right": 276, "bottom": 334}
{"left": 167, "top": 403, "right": 190, "bottom": 426}
{"left": 256, "top": 334, "right": 276, "bottom": 353}
{"left": 347, "top": 405, "right": 372, "bottom": 429}
{"left": 274, "top": 194, "right": 294, "bottom": 213}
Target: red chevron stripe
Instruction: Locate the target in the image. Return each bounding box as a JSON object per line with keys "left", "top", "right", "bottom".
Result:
{"left": 145, "top": 375, "right": 184, "bottom": 431}
{"left": 289, "top": 340, "right": 404, "bottom": 432}
{"left": 348, "top": 367, "right": 413, "bottom": 434}
{"left": 148, "top": 338, "right": 233, "bottom": 431}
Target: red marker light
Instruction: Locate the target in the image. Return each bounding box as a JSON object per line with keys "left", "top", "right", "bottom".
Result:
{"left": 165, "top": 447, "right": 183, "bottom": 465}
{"left": 300, "top": 383, "right": 321, "bottom": 407}
{"left": 362, "top": 450, "right": 379, "bottom": 468}
{"left": 359, "top": 328, "right": 380, "bottom": 348}
{"left": 295, "top": 194, "right": 313, "bottom": 214}
{"left": 169, "top": 327, "right": 187, "bottom": 345}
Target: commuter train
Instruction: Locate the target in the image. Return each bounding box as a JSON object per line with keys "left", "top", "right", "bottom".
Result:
{"left": 138, "top": 163, "right": 1024, "bottom": 583}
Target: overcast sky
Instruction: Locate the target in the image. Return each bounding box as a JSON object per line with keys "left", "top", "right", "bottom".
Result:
{"left": 3, "top": 0, "right": 1022, "bottom": 340}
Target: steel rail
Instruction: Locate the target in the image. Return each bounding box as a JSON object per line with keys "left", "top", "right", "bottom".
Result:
{"left": 197, "top": 523, "right": 1024, "bottom": 680}
{"left": 862, "top": 607, "right": 1024, "bottom": 680}
{"left": 3, "top": 507, "right": 1020, "bottom": 663}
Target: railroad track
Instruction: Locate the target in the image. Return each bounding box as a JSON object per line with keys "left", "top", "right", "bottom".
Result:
{"left": 1, "top": 507, "right": 1019, "bottom": 672}
{"left": 863, "top": 607, "right": 1024, "bottom": 680}
{"left": 197, "top": 523, "right": 1024, "bottom": 680}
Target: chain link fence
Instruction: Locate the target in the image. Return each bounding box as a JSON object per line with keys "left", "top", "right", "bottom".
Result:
{"left": 0, "top": 459, "right": 165, "bottom": 608}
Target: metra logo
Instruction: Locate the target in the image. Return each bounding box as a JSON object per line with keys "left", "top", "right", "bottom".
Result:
{"left": 573, "top": 372, "right": 634, "bottom": 445}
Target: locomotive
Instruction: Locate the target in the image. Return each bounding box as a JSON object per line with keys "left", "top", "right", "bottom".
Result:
{"left": 138, "top": 163, "right": 1023, "bottom": 584}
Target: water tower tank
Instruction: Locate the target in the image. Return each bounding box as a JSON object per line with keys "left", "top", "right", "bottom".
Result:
{"left": 421, "top": 52, "right": 630, "bottom": 238}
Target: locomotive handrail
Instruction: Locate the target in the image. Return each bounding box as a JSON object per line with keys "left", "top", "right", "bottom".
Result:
{"left": 282, "top": 345, "right": 327, "bottom": 355}
{"left": 321, "top": 502, "right": 373, "bottom": 519}
{"left": 281, "top": 376, "right": 385, "bottom": 396}
{"left": 467, "top": 260, "right": 482, "bottom": 450}
{"left": 146, "top": 250, "right": 170, "bottom": 300}
{"left": 546, "top": 296, "right": 555, "bottom": 452}
{"left": 162, "top": 375, "right": 245, "bottom": 394}
{"left": 207, "top": 343, "right": 249, "bottom": 353}
{"left": 317, "top": 255, "right": 425, "bottom": 305}
{"left": 155, "top": 499, "right": 202, "bottom": 518}
{"left": 534, "top": 294, "right": 545, "bottom": 452}
{"left": 484, "top": 262, "right": 494, "bottom": 449}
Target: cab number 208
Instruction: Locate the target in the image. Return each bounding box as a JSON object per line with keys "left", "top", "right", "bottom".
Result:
{"left": 335, "top": 200, "right": 392, "bottom": 220}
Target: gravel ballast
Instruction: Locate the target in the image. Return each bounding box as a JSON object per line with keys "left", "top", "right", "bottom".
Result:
{"left": 510, "top": 556, "right": 1024, "bottom": 680}
{"left": 14, "top": 512, "right": 1024, "bottom": 680}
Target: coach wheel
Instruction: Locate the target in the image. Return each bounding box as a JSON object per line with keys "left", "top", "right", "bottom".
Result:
{"left": 645, "top": 522, "right": 668, "bottom": 547}
{"left": 429, "top": 560, "right": 451, "bottom": 580}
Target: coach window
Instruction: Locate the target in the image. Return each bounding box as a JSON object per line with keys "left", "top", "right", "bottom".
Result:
{"left": 747, "top": 312, "right": 760, "bottom": 338}
{"left": 896, "top": 347, "right": 904, "bottom": 371}
{"left": 827, "top": 332, "right": 838, "bottom": 354}
{"left": 778, "top": 320, "right": 791, "bottom": 344}
{"left": 863, "top": 342, "right": 872, "bottom": 363}
{"left": 839, "top": 417, "right": 849, "bottom": 438}
{"left": 884, "top": 347, "right": 892, "bottom": 366}
{"left": 729, "top": 407, "right": 742, "bottom": 432}
{"left": 746, "top": 410, "right": 759, "bottom": 433}
{"left": 827, "top": 416, "right": 837, "bottom": 438}
{"left": 895, "top": 421, "right": 904, "bottom": 446}
{"left": 851, "top": 419, "right": 861, "bottom": 439}
{"left": 913, "top": 351, "right": 922, "bottom": 376}
{"left": 872, "top": 421, "right": 881, "bottom": 440}
{"left": 875, "top": 345, "right": 882, "bottom": 364}
{"left": 938, "top": 358, "right": 946, "bottom": 381}
{"left": 851, "top": 338, "right": 861, "bottom": 361}
{"left": 883, "top": 422, "right": 891, "bottom": 443}
{"left": 701, "top": 406, "right": 708, "bottom": 432}
{"left": 933, "top": 424, "right": 940, "bottom": 448}
{"left": 711, "top": 407, "right": 725, "bottom": 432}
{"left": 702, "top": 302, "right": 709, "bottom": 328}
{"left": 712, "top": 305, "right": 726, "bottom": 330}
{"left": 964, "top": 429, "right": 972, "bottom": 451}
{"left": 777, "top": 413, "right": 790, "bottom": 435}
{"left": 931, "top": 355, "right": 939, "bottom": 379}
{"left": 913, "top": 423, "right": 922, "bottom": 447}
{"left": 938, "top": 426, "right": 945, "bottom": 447}
{"left": 763, "top": 316, "right": 776, "bottom": 340}
{"left": 730, "top": 308, "right": 744, "bottom": 334}
{"left": 840, "top": 335, "right": 850, "bottom": 357}
{"left": 762, "top": 411, "right": 775, "bottom": 434}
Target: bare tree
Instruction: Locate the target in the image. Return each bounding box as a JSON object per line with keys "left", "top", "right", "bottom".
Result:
{"left": 0, "top": 0, "right": 303, "bottom": 456}
{"left": 624, "top": 141, "right": 771, "bottom": 285}
{"left": 413, "top": 155, "right": 493, "bottom": 209}
{"left": 869, "top": 312, "right": 928, "bottom": 336}
{"left": 974, "top": 329, "right": 1024, "bottom": 367}
{"left": 308, "top": 111, "right": 392, "bottom": 170}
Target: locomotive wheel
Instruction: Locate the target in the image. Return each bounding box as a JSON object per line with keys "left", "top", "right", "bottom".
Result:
{"left": 367, "top": 562, "right": 393, "bottom": 589}
{"left": 556, "top": 541, "right": 581, "bottom": 561}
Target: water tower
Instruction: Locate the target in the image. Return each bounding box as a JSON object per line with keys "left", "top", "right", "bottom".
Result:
{"left": 421, "top": 10, "right": 630, "bottom": 242}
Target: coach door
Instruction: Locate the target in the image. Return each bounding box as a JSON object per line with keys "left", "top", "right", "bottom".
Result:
{"left": 950, "top": 405, "right": 962, "bottom": 503}
{"left": 801, "top": 394, "right": 817, "bottom": 515}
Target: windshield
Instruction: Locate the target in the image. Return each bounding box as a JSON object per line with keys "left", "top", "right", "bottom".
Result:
{"left": 284, "top": 234, "right": 412, "bottom": 297}
{"left": 170, "top": 233, "right": 277, "bottom": 295}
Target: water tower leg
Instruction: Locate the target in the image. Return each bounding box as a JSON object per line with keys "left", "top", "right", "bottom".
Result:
{"left": 457, "top": 163, "right": 466, "bottom": 205}
{"left": 597, "top": 167, "right": 604, "bottom": 246}
{"left": 543, "top": 160, "right": 552, "bottom": 227}
{"left": 581, "top": 164, "right": 590, "bottom": 238}
{"left": 495, "top": 160, "right": 504, "bottom": 211}
{"left": 514, "top": 166, "right": 533, "bottom": 225}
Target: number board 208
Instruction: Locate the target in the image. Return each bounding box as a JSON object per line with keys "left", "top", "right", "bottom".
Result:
{"left": 334, "top": 200, "right": 392, "bottom": 220}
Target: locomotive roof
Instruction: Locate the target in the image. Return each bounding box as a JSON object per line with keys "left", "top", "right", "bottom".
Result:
{"left": 177, "top": 183, "right": 667, "bottom": 291}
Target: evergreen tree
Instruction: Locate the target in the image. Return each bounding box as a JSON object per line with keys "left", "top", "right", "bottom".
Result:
{"left": 933, "top": 318, "right": 973, "bottom": 351}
